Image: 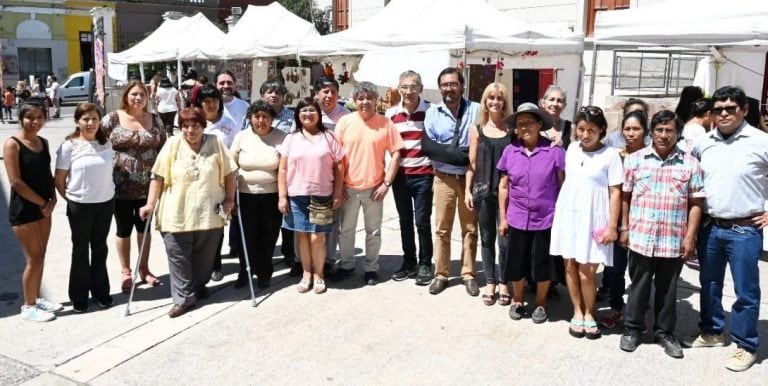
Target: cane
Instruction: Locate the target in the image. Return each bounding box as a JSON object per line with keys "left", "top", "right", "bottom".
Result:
{"left": 236, "top": 173, "right": 258, "bottom": 307}
{"left": 124, "top": 210, "right": 154, "bottom": 317}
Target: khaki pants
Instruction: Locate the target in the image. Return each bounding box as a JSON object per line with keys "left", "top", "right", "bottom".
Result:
{"left": 433, "top": 171, "right": 477, "bottom": 280}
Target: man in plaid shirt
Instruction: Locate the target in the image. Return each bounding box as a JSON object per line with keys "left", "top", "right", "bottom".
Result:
{"left": 618, "top": 110, "right": 705, "bottom": 358}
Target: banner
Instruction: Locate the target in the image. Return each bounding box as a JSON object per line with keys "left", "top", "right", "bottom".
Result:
{"left": 95, "top": 37, "right": 105, "bottom": 107}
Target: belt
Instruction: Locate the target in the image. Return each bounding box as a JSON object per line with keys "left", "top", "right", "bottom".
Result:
{"left": 711, "top": 214, "right": 762, "bottom": 228}
{"left": 435, "top": 170, "right": 465, "bottom": 179}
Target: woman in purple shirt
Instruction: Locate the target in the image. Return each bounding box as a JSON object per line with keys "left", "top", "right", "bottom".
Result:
{"left": 498, "top": 103, "right": 565, "bottom": 324}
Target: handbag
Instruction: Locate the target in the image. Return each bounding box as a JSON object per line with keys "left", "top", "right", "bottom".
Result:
{"left": 421, "top": 100, "right": 469, "bottom": 166}
{"left": 308, "top": 196, "right": 333, "bottom": 225}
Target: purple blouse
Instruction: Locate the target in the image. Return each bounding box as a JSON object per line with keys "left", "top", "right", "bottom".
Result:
{"left": 497, "top": 137, "right": 565, "bottom": 231}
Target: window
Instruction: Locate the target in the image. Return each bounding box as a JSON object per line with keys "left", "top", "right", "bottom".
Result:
{"left": 334, "top": 0, "right": 349, "bottom": 31}
{"left": 612, "top": 50, "right": 708, "bottom": 96}
{"left": 586, "top": 0, "right": 630, "bottom": 36}
{"left": 17, "top": 47, "right": 52, "bottom": 82}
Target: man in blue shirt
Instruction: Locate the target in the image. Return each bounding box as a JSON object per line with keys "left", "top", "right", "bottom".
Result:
{"left": 423, "top": 67, "right": 480, "bottom": 296}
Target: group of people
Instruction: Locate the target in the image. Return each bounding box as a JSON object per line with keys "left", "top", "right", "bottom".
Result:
{"left": 4, "top": 65, "right": 765, "bottom": 372}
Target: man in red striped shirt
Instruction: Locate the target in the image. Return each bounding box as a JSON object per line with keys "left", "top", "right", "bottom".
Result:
{"left": 385, "top": 70, "right": 434, "bottom": 285}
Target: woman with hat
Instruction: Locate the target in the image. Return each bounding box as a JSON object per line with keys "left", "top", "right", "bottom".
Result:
{"left": 497, "top": 103, "right": 565, "bottom": 322}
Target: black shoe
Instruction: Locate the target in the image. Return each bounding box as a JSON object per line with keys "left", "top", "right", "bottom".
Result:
{"left": 257, "top": 277, "right": 271, "bottom": 289}
{"left": 428, "top": 278, "right": 448, "bottom": 295}
{"left": 72, "top": 301, "right": 89, "bottom": 313}
{"left": 234, "top": 273, "right": 248, "bottom": 289}
{"left": 289, "top": 263, "right": 303, "bottom": 277}
{"left": 620, "top": 331, "right": 641, "bottom": 352}
{"left": 391, "top": 262, "right": 417, "bottom": 281}
{"left": 364, "top": 271, "right": 379, "bottom": 286}
{"left": 195, "top": 286, "right": 210, "bottom": 300}
{"left": 96, "top": 295, "right": 113, "bottom": 309}
{"left": 414, "top": 264, "right": 432, "bottom": 286}
{"left": 464, "top": 278, "right": 480, "bottom": 297}
{"left": 330, "top": 267, "right": 355, "bottom": 282}
{"left": 656, "top": 333, "right": 684, "bottom": 358}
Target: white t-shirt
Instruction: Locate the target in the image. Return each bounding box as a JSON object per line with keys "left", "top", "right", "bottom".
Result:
{"left": 48, "top": 82, "right": 60, "bottom": 100}
{"left": 224, "top": 97, "right": 249, "bottom": 130}
{"left": 156, "top": 87, "right": 180, "bottom": 113}
{"left": 55, "top": 139, "right": 115, "bottom": 203}
{"left": 205, "top": 115, "right": 240, "bottom": 148}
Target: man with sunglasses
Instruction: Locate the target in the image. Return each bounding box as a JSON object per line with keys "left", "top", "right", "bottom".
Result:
{"left": 423, "top": 67, "right": 481, "bottom": 296}
{"left": 689, "top": 86, "right": 768, "bottom": 372}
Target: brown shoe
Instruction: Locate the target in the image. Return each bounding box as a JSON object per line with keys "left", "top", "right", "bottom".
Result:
{"left": 428, "top": 278, "right": 448, "bottom": 295}
{"left": 464, "top": 279, "right": 480, "bottom": 297}
{"left": 168, "top": 303, "right": 195, "bottom": 318}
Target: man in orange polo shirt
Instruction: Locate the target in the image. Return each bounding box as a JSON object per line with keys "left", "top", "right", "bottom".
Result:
{"left": 333, "top": 81, "right": 404, "bottom": 285}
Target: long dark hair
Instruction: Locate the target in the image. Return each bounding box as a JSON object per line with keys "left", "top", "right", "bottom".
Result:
{"left": 68, "top": 103, "right": 107, "bottom": 144}
{"left": 293, "top": 97, "right": 325, "bottom": 132}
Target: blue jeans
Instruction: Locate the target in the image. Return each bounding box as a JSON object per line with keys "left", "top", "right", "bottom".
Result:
{"left": 603, "top": 242, "right": 629, "bottom": 310}
{"left": 391, "top": 173, "right": 433, "bottom": 266}
{"left": 697, "top": 222, "right": 762, "bottom": 353}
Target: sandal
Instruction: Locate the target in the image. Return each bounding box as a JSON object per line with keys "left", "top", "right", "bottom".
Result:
{"left": 584, "top": 320, "right": 602, "bottom": 340}
{"left": 313, "top": 279, "right": 327, "bottom": 294}
{"left": 297, "top": 278, "right": 312, "bottom": 293}
{"left": 139, "top": 267, "right": 160, "bottom": 286}
{"left": 121, "top": 269, "right": 133, "bottom": 294}
{"left": 498, "top": 293, "right": 512, "bottom": 306}
{"left": 482, "top": 293, "right": 496, "bottom": 306}
{"left": 569, "top": 319, "right": 585, "bottom": 338}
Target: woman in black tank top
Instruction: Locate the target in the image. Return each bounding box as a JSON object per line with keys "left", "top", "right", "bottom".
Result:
{"left": 3, "top": 103, "right": 60, "bottom": 322}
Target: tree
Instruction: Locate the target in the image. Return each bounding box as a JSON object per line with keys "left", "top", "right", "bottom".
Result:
{"left": 279, "top": 0, "right": 330, "bottom": 35}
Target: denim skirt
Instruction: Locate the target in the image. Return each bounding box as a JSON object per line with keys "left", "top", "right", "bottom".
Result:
{"left": 282, "top": 195, "right": 333, "bottom": 233}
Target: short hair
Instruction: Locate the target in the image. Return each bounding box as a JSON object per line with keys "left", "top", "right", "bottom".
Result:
{"left": 293, "top": 97, "right": 325, "bottom": 132}
{"left": 159, "top": 76, "right": 174, "bottom": 88}
{"left": 352, "top": 81, "right": 379, "bottom": 100}
{"left": 118, "top": 80, "right": 149, "bottom": 112}
{"left": 674, "top": 86, "right": 704, "bottom": 122}
{"left": 478, "top": 83, "right": 510, "bottom": 126}
{"left": 623, "top": 98, "right": 648, "bottom": 116}
{"left": 541, "top": 85, "right": 567, "bottom": 103}
{"left": 177, "top": 107, "right": 207, "bottom": 129}
{"left": 689, "top": 98, "right": 713, "bottom": 118}
{"left": 18, "top": 103, "right": 45, "bottom": 122}
{"left": 260, "top": 80, "right": 288, "bottom": 97}
{"left": 184, "top": 69, "right": 198, "bottom": 81}
{"left": 437, "top": 67, "right": 464, "bottom": 87}
{"left": 313, "top": 77, "right": 339, "bottom": 92}
{"left": 621, "top": 110, "right": 649, "bottom": 136}
{"left": 247, "top": 100, "right": 276, "bottom": 120}
{"left": 712, "top": 86, "right": 747, "bottom": 107}
{"left": 398, "top": 70, "right": 422, "bottom": 87}
{"left": 214, "top": 70, "right": 235, "bottom": 85}
{"left": 194, "top": 84, "right": 224, "bottom": 117}
{"left": 51, "top": 76, "right": 57, "bottom": 82}
{"left": 650, "top": 110, "right": 685, "bottom": 136}
{"left": 575, "top": 105, "right": 609, "bottom": 139}
{"left": 197, "top": 75, "right": 208, "bottom": 84}
{"left": 70, "top": 103, "right": 107, "bottom": 144}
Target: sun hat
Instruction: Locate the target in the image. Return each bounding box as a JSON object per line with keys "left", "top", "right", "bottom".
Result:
{"left": 504, "top": 102, "right": 553, "bottom": 130}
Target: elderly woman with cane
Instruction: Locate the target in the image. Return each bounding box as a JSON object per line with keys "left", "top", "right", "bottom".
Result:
{"left": 139, "top": 107, "right": 236, "bottom": 318}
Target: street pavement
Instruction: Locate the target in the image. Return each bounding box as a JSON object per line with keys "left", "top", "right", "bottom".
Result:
{"left": 0, "top": 106, "right": 766, "bottom": 385}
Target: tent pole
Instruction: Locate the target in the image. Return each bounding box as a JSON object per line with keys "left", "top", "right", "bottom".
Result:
{"left": 588, "top": 43, "right": 599, "bottom": 105}
{"left": 463, "top": 25, "right": 469, "bottom": 99}
{"left": 139, "top": 63, "right": 145, "bottom": 83}
{"left": 177, "top": 58, "right": 183, "bottom": 88}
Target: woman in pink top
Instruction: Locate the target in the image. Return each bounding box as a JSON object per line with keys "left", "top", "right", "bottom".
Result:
{"left": 278, "top": 97, "right": 344, "bottom": 294}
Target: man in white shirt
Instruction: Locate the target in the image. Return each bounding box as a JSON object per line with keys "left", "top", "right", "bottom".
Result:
{"left": 215, "top": 70, "right": 249, "bottom": 129}
{"left": 48, "top": 76, "right": 60, "bottom": 119}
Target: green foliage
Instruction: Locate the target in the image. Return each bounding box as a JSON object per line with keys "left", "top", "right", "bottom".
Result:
{"left": 278, "top": 0, "right": 330, "bottom": 35}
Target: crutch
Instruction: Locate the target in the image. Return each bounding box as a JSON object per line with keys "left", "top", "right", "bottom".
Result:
{"left": 124, "top": 210, "right": 154, "bottom": 316}
{"left": 236, "top": 173, "right": 258, "bottom": 307}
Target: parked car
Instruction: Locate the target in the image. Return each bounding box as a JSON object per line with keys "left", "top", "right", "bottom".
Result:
{"left": 58, "top": 71, "right": 92, "bottom": 104}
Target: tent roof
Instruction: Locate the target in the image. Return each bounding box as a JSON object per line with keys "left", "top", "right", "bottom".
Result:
{"left": 109, "top": 13, "right": 226, "bottom": 64}
{"left": 224, "top": 3, "right": 320, "bottom": 59}
{"left": 594, "top": 0, "right": 768, "bottom": 47}
{"left": 298, "top": 0, "right": 583, "bottom": 56}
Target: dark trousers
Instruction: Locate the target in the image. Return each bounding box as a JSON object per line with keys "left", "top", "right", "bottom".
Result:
{"left": 163, "top": 229, "right": 221, "bottom": 305}
{"left": 391, "top": 173, "right": 433, "bottom": 266}
{"left": 66, "top": 199, "right": 114, "bottom": 303}
{"left": 240, "top": 192, "right": 281, "bottom": 279}
{"left": 624, "top": 250, "right": 683, "bottom": 335}
{"left": 281, "top": 228, "right": 296, "bottom": 261}
{"left": 603, "top": 242, "right": 629, "bottom": 310}
{"left": 476, "top": 194, "right": 507, "bottom": 284}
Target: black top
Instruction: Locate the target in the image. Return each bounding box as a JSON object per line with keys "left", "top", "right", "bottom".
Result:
{"left": 473, "top": 125, "right": 513, "bottom": 201}
{"left": 8, "top": 136, "right": 53, "bottom": 225}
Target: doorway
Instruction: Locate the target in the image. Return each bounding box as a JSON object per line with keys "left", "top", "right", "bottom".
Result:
{"left": 512, "top": 69, "right": 555, "bottom": 111}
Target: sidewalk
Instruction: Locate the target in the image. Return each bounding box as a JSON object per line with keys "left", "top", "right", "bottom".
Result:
{"left": 0, "top": 113, "right": 766, "bottom": 385}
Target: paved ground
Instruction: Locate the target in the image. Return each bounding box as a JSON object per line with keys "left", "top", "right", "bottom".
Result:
{"left": 0, "top": 107, "right": 767, "bottom": 385}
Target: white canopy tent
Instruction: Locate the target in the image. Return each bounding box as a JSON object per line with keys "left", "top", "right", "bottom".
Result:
{"left": 108, "top": 12, "right": 227, "bottom": 82}
{"left": 224, "top": 3, "right": 320, "bottom": 59}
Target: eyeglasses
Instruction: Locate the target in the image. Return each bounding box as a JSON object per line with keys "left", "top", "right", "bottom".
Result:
{"left": 399, "top": 85, "right": 421, "bottom": 92}
{"left": 299, "top": 107, "right": 318, "bottom": 113}
{"left": 439, "top": 82, "right": 461, "bottom": 89}
{"left": 579, "top": 106, "right": 603, "bottom": 116}
{"left": 711, "top": 105, "right": 740, "bottom": 116}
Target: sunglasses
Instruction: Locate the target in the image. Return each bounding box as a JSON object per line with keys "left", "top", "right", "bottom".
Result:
{"left": 579, "top": 106, "right": 604, "bottom": 116}
{"left": 711, "top": 105, "right": 740, "bottom": 116}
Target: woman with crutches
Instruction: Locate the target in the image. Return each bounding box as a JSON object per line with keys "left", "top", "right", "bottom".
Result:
{"left": 278, "top": 97, "right": 345, "bottom": 294}
{"left": 139, "top": 107, "right": 236, "bottom": 318}
{"left": 230, "top": 101, "right": 285, "bottom": 289}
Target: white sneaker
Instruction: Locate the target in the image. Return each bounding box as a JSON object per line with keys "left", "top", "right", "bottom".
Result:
{"left": 688, "top": 333, "right": 725, "bottom": 348}
{"left": 20, "top": 306, "right": 56, "bottom": 322}
{"left": 36, "top": 298, "right": 63, "bottom": 312}
{"left": 725, "top": 348, "right": 756, "bottom": 372}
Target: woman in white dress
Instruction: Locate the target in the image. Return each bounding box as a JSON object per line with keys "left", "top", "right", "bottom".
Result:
{"left": 550, "top": 106, "right": 622, "bottom": 340}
